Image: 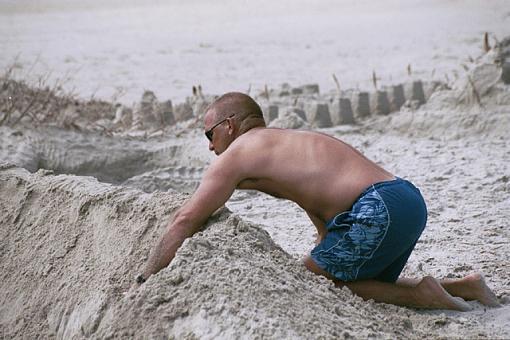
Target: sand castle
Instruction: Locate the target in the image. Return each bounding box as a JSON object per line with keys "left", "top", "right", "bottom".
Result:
{"left": 3, "top": 47, "right": 506, "bottom": 136}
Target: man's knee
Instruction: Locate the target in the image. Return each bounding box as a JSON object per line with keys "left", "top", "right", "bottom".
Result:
{"left": 303, "top": 255, "right": 335, "bottom": 280}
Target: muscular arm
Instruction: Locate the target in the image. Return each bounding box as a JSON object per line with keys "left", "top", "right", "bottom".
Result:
{"left": 140, "top": 153, "right": 243, "bottom": 281}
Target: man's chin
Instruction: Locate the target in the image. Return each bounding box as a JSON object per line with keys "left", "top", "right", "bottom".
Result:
{"left": 214, "top": 147, "right": 226, "bottom": 156}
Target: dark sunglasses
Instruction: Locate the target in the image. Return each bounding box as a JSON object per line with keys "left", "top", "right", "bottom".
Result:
{"left": 205, "top": 114, "right": 235, "bottom": 141}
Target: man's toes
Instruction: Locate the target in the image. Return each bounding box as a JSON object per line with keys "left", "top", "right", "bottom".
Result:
{"left": 452, "top": 297, "right": 473, "bottom": 312}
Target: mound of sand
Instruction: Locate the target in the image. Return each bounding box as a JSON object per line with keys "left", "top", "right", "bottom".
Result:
{"left": 1, "top": 164, "right": 507, "bottom": 339}
{"left": 268, "top": 109, "right": 311, "bottom": 130}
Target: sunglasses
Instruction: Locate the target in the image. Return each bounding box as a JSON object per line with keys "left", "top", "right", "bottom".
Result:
{"left": 205, "top": 114, "right": 235, "bottom": 141}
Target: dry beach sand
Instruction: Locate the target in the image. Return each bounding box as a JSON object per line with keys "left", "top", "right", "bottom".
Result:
{"left": 1, "top": 0, "right": 510, "bottom": 338}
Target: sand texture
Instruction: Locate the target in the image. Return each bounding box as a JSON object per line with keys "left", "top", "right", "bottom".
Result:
{"left": 1, "top": 80, "right": 510, "bottom": 337}
{"left": 1, "top": 0, "right": 510, "bottom": 338}
{"left": 1, "top": 162, "right": 508, "bottom": 339}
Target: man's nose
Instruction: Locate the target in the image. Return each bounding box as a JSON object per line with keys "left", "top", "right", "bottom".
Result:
{"left": 208, "top": 140, "right": 214, "bottom": 151}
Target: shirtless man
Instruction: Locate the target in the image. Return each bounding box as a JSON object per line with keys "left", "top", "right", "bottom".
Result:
{"left": 137, "top": 92, "right": 500, "bottom": 311}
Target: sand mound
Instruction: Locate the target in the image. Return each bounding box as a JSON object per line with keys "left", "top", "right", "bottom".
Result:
{"left": 1, "top": 165, "right": 507, "bottom": 339}
{"left": 367, "top": 100, "right": 510, "bottom": 140}
{"left": 268, "top": 109, "right": 311, "bottom": 130}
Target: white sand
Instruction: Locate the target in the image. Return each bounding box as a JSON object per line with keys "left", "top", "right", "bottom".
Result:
{"left": 1, "top": 150, "right": 508, "bottom": 338}
{"left": 1, "top": 0, "right": 510, "bottom": 338}
{"left": 1, "top": 95, "right": 509, "bottom": 337}
{"left": 1, "top": 0, "right": 509, "bottom": 104}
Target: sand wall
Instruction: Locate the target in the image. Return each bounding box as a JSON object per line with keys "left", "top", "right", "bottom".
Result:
{"left": 0, "top": 164, "right": 183, "bottom": 338}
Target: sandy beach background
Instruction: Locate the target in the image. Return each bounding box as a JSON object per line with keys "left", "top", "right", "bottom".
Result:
{"left": 1, "top": 0, "right": 510, "bottom": 338}
{"left": 1, "top": 0, "right": 509, "bottom": 104}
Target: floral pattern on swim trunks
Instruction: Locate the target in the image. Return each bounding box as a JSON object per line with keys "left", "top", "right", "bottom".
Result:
{"left": 311, "top": 188, "right": 389, "bottom": 281}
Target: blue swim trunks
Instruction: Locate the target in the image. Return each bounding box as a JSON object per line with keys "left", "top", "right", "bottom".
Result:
{"left": 310, "top": 177, "right": 427, "bottom": 283}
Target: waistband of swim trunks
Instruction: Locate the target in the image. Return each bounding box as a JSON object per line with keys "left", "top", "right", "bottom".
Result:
{"left": 326, "top": 177, "right": 407, "bottom": 227}
{"left": 356, "top": 177, "right": 407, "bottom": 203}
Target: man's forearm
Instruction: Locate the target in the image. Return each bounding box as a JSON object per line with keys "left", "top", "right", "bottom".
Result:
{"left": 137, "top": 165, "right": 234, "bottom": 282}
{"left": 141, "top": 215, "right": 196, "bottom": 280}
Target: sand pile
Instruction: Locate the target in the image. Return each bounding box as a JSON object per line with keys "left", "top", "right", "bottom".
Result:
{"left": 2, "top": 164, "right": 507, "bottom": 339}
{"left": 0, "top": 164, "right": 184, "bottom": 338}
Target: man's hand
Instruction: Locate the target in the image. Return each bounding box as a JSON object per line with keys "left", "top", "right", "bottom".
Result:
{"left": 138, "top": 143, "right": 244, "bottom": 280}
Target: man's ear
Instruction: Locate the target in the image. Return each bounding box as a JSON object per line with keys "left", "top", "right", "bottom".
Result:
{"left": 227, "top": 118, "right": 234, "bottom": 135}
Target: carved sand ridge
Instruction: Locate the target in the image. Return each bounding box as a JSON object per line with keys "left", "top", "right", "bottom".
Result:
{"left": 0, "top": 126, "right": 212, "bottom": 184}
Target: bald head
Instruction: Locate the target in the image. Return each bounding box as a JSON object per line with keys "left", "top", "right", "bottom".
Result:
{"left": 206, "top": 92, "right": 266, "bottom": 135}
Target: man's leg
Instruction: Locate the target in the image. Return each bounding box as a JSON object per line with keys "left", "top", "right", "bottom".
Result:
{"left": 303, "top": 256, "right": 473, "bottom": 311}
{"left": 396, "top": 274, "right": 500, "bottom": 307}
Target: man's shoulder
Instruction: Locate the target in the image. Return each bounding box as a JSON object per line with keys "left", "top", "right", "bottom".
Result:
{"left": 234, "top": 128, "right": 329, "bottom": 152}
{"left": 238, "top": 127, "right": 288, "bottom": 143}
{"left": 221, "top": 128, "right": 282, "bottom": 162}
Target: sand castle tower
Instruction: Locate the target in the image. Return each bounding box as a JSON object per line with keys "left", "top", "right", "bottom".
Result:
{"left": 132, "top": 91, "right": 159, "bottom": 130}
{"left": 330, "top": 98, "right": 355, "bottom": 125}
{"left": 352, "top": 92, "right": 371, "bottom": 118}
{"left": 173, "top": 102, "right": 194, "bottom": 122}
{"left": 411, "top": 81, "right": 426, "bottom": 105}
{"left": 371, "top": 91, "right": 391, "bottom": 115}
{"left": 389, "top": 85, "right": 406, "bottom": 112}
{"left": 305, "top": 102, "right": 333, "bottom": 128}
{"left": 158, "top": 100, "right": 175, "bottom": 126}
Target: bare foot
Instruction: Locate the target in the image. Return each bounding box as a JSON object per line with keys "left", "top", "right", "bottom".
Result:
{"left": 416, "top": 276, "right": 473, "bottom": 311}
{"left": 461, "top": 273, "right": 501, "bottom": 307}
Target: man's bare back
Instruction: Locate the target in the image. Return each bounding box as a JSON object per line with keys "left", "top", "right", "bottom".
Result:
{"left": 221, "top": 127, "right": 394, "bottom": 225}
{"left": 136, "top": 92, "right": 500, "bottom": 311}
